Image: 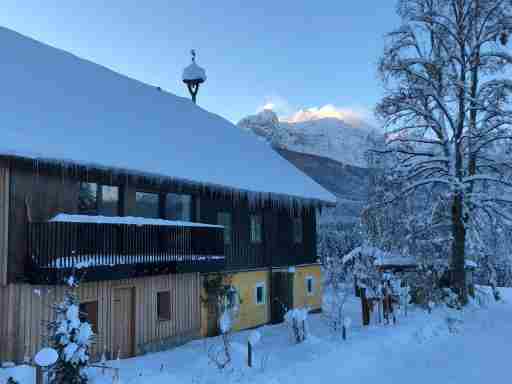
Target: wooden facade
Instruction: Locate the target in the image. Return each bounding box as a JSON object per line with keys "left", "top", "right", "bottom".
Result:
{"left": 0, "top": 166, "right": 9, "bottom": 286}
{"left": 0, "top": 273, "right": 201, "bottom": 362}
{"left": 0, "top": 158, "right": 322, "bottom": 363}
{"left": 3, "top": 160, "right": 318, "bottom": 283}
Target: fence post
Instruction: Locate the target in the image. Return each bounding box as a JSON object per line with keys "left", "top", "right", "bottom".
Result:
{"left": 247, "top": 341, "right": 252, "bottom": 368}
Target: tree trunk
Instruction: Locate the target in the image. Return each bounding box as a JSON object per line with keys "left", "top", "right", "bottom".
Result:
{"left": 451, "top": 193, "right": 467, "bottom": 305}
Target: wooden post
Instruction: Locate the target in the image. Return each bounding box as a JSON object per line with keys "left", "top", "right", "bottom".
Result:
{"left": 35, "top": 367, "right": 44, "bottom": 384}
{"left": 361, "top": 289, "right": 370, "bottom": 326}
{"left": 342, "top": 325, "right": 346, "bottom": 341}
{"left": 247, "top": 341, "right": 252, "bottom": 368}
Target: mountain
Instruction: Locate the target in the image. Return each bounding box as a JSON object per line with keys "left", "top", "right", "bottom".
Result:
{"left": 237, "top": 109, "right": 378, "bottom": 225}
{"left": 237, "top": 109, "right": 377, "bottom": 168}
{"left": 276, "top": 148, "right": 369, "bottom": 226}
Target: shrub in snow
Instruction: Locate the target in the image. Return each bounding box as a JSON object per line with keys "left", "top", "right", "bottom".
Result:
{"left": 46, "top": 280, "right": 93, "bottom": 384}
{"left": 284, "top": 308, "right": 308, "bottom": 343}
{"left": 6, "top": 378, "right": 19, "bottom": 384}
{"left": 208, "top": 310, "right": 233, "bottom": 370}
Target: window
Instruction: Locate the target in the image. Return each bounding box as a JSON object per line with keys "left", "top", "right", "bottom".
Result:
{"left": 165, "top": 193, "right": 192, "bottom": 221}
{"left": 135, "top": 192, "right": 160, "bottom": 218}
{"left": 101, "top": 185, "right": 119, "bottom": 217}
{"left": 79, "top": 301, "right": 98, "bottom": 333}
{"left": 78, "top": 182, "right": 98, "bottom": 214}
{"left": 157, "top": 291, "right": 171, "bottom": 321}
{"left": 79, "top": 182, "right": 119, "bottom": 216}
{"left": 293, "top": 217, "right": 303, "bottom": 244}
{"left": 255, "top": 282, "right": 266, "bottom": 305}
{"left": 306, "top": 276, "right": 314, "bottom": 296}
{"left": 222, "top": 286, "right": 240, "bottom": 313}
{"left": 217, "top": 212, "right": 232, "bottom": 245}
{"left": 250, "top": 215, "right": 262, "bottom": 244}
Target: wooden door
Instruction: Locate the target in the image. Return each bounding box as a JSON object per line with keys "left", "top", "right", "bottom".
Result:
{"left": 271, "top": 272, "right": 293, "bottom": 324}
{"left": 113, "top": 287, "right": 135, "bottom": 358}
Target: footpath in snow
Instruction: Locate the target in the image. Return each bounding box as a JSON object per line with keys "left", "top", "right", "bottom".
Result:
{"left": 2, "top": 287, "right": 511, "bottom": 384}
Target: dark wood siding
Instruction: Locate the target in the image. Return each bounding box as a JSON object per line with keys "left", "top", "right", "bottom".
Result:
{"left": 8, "top": 164, "right": 318, "bottom": 281}
{"left": 8, "top": 166, "right": 80, "bottom": 282}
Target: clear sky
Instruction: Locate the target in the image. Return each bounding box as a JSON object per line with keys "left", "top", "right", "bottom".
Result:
{"left": 0, "top": 1, "right": 400, "bottom": 124}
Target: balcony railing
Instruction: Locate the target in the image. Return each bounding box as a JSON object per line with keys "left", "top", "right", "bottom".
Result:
{"left": 27, "top": 220, "right": 225, "bottom": 284}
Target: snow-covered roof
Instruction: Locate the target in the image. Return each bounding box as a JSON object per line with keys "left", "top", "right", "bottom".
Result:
{"left": 343, "top": 246, "right": 417, "bottom": 267}
{"left": 0, "top": 27, "right": 335, "bottom": 205}
{"left": 182, "top": 62, "right": 207, "bottom": 82}
{"left": 50, "top": 214, "right": 223, "bottom": 228}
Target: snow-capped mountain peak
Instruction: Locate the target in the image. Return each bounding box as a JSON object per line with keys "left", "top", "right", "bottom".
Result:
{"left": 237, "top": 108, "right": 378, "bottom": 167}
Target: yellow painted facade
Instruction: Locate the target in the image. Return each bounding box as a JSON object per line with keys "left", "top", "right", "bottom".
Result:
{"left": 230, "top": 270, "right": 270, "bottom": 331}
{"left": 201, "top": 264, "right": 322, "bottom": 336}
{"left": 292, "top": 264, "right": 322, "bottom": 311}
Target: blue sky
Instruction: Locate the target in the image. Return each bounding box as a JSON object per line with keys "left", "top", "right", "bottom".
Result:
{"left": 0, "top": 1, "right": 400, "bottom": 124}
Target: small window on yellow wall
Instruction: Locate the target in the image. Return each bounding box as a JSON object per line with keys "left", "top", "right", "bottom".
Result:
{"left": 306, "top": 276, "right": 314, "bottom": 296}
{"left": 255, "top": 282, "right": 266, "bottom": 305}
{"left": 157, "top": 291, "right": 171, "bottom": 321}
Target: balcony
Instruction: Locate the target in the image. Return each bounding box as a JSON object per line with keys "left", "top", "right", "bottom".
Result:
{"left": 26, "top": 215, "right": 225, "bottom": 284}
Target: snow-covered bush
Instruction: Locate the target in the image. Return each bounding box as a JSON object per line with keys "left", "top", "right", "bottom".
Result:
{"left": 284, "top": 308, "right": 308, "bottom": 343}
{"left": 208, "top": 310, "right": 233, "bottom": 370}
{"left": 46, "top": 279, "right": 93, "bottom": 384}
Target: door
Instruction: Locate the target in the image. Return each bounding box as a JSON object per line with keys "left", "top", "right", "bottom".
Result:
{"left": 271, "top": 272, "right": 294, "bottom": 324}
{"left": 113, "top": 287, "right": 135, "bottom": 358}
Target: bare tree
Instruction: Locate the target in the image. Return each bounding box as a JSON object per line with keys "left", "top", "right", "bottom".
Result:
{"left": 376, "top": 0, "right": 512, "bottom": 304}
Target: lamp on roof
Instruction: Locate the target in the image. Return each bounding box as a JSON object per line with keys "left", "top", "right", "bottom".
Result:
{"left": 182, "top": 49, "right": 207, "bottom": 104}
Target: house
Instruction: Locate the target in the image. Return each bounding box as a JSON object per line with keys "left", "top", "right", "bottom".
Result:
{"left": 0, "top": 27, "right": 336, "bottom": 362}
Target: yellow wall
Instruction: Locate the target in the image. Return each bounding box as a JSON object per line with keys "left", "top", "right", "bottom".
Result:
{"left": 230, "top": 270, "right": 270, "bottom": 331}
{"left": 293, "top": 264, "right": 322, "bottom": 311}
{"left": 200, "top": 264, "right": 322, "bottom": 337}
{"left": 200, "top": 270, "right": 270, "bottom": 335}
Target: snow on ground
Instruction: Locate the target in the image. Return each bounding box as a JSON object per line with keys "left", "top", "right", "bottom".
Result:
{"left": 4, "top": 287, "right": 511, "bottom": 384}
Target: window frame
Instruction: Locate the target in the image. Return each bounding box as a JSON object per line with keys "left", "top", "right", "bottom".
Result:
{"left": 135, "top": 191, "right": 161, "bottom": 219}
{"left": 254, "top": 282, "right": 266, "bottom": 306}
{"left": 156, "top": 290, "right": 172, "bottom": 322}
{"left": 305, "top": 276, "right": 315, "bottom": 296}
{"left": 165, "top": 193, "right": 192, "bottom": 221}
{"left": 79, "top": 300, "right": 99, "bottom": 333}
{"left": 78, "top": 182, "right": 120, "bottom": 217}
{"left": 217, "top": 212, "right": 232, "bottom": 245}
{"left": 250, "top": 214, "right": 262, "bottom": 244}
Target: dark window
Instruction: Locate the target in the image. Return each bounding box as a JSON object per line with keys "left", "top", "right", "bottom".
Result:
{"left": 255, "top": 283, "right": 265, "bottom": 305}
{"left": 165, "top": 193, "right": 192, "bottom": 221}
{"left": 306, "top": 276, "right": 314, "bottom": 295}
{"left": 217, "top": 212, "right": 232, "bottom": 245}
{"left": 157, "top": 291, "right": 171, "bottom": 321}
{"left": 79, "top": 183, "right": 119, "bottom": 216}
{"left": 222, "top": 286, "right": 240, "bottom": 313}
{"left": 135, "top": 192, "right": 160, "bottom": 218}
{"left": 79, "top": 301, "right": 98, "bottom": 333}
{"left": 78, "top": 182, "right": 98, "bottom": 215}
{"left": 250, "top": 215, "right": 262, "bottom": 244}
{"left": 293, "top": 217, "right": 303, "bottom": 244}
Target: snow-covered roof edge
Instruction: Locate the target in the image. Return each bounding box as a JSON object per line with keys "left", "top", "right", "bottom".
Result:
{"left": 2, "top": 154, "right": 334, "bottom": 209}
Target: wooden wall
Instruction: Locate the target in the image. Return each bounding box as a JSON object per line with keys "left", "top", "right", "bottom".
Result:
{"left": 8, "top": 165, "right": 80, "bottom": 281}
{"left": 7, "top": 162, "right": 318, "bottom": 282}
{"left": 199, "top": 196, "right": 317, "bottom": 271}
{"left": 0, "top": 273, "right": 201, "bottom": 363}
{"left": 0, "top": 166, "right": 9, "bottom": 286}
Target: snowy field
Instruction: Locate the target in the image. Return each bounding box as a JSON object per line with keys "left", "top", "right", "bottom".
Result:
{"left": 2, "top": 287, "right": 511, "bottom": 384}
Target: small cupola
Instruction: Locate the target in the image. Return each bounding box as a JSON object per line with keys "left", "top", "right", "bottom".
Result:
{"left": 182, "top": 49, "right": 206, "bottom": 104}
